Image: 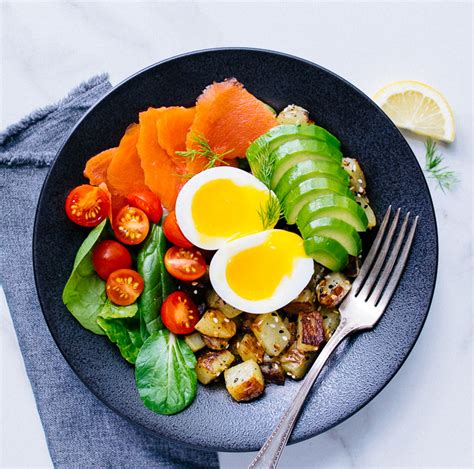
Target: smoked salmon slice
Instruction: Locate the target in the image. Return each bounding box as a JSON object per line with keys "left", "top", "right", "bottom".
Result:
{"left": 156, "top": 106, "right": 195, "bottom": 169}
{"left": 185, "top": 79, "right": 277, "bottom": 174}
{"left": 137, "top": 108, "right": 183, "bottom": 210}
{"left": 84, "top": 147, "right": 116, "bottom": 186}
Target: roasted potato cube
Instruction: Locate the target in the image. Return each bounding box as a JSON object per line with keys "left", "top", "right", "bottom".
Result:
{"left": 206, "top": 290, "right": 242, "bottom": 318}
{"left": 321, "top": 308, "right": 341, "bottom": 341}
{"left": 283, "top": 288, "right": 316, "bottom": 314}
{"left": 251, "top": 312, "right": 291, "bottom": 357}
{"left": 260, "top": 360, "right": 285, "bottom": 385}
{"left": 195, "top": 309, "right": 237, "bottom": 339}
{"left": 236, "top": 333, "right": 264, "bottom": 364}
{"left": 196, "top": 350, "right": 235, "bottom": 385}
{"left": 283, "top": 317, "right": 297, "bottom": 345}
{"left": 277, "top": 105, "right": 310, "bottom": 125}
{"left": 184, "top": 332, "right": 206, "bottom": 352}
{"left": 280, "top": 343, "right": 315, "bottom": 380}
{"left": 202, "top": 334, "right": 229, "bottom": 351}
{"left": 316, "top": 272, "right": 351, "bottom": 308}
{"left": 342, "top": 157, "right": 366, "bottom": 195}
{"left": 355, "top": 193, "right": 376, "bottom": 229}
{"left": 224, "top": 359, "right": 265, "bottom": 401}
{"left": 296, "top": 310, "right": 324, "bottom": 352}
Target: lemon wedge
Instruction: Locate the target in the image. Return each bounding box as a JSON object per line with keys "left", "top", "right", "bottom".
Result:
{"left": 373, "top": 80, "right": 455, "bottom": 142}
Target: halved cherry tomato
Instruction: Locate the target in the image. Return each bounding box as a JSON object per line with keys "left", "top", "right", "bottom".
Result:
{"left": 92, "top": 240, "right": 132, "bottom": 280}
{"left": 161, "top": 291, "right": 199, "bottom": 334}
{"left": 65, "top": 184, "right": 110, "bottom": 227}
{"left": 126, "top": 190, "right": 163, "bottom": 224}
{"left": 106, "top": 268, "right": 144, "bottom": 306}
{"left": 163, "top": 211, "right": 193, "bottom": 248}
{"left": 113, "top": 205, "right": 149, "bottom": 245}
{"left": 164, "top": 246, "right": 207, "bottom": 281}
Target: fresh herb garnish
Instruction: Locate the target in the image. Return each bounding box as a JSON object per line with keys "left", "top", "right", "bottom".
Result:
{"left": 258, "top": 192, "right": 282, "bottom": 230}
{"left": 424, "top": 138, "right": 458, "bottom": 192}
{"left": 176, "top": 133, "right": 233, "bottom": 170}
{"left": 251, "top": 142, "right": 275, "bottom": 188}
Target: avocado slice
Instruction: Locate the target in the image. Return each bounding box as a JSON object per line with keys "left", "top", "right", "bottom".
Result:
{"left": 283, "top": 178, "right": 354, "bottom": 224}
{"left": 304, "top": 235, "right": 349, "bottom": 271}
{"left": 272, "top": 140, "right": 343, "bottom": 188}
{"left": 247, "top": 124, "right": 341, "bottom": 163}
{"left": 297, "top": 195, "right": 368, "bottom": 232}
{"left": 299, "top": 217, "right": 362, "bottom": 256}
{"left": 274, "top": 160, "right": 349, "bottom": 200}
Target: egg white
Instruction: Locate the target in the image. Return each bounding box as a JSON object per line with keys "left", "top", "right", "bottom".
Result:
{"left": 209, "top": 230, "right": 314, "bottom": 314}
{"left": 175, "top": 167, "right": 270, "bottom": 250}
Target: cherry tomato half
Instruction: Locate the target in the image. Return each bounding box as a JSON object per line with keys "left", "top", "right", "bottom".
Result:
{"left": 163, "top": 211, "right": 193, "bottom": 248}
{"left": 113, "top": 205, "right": 149, "bottom": 245}
{"left": 126, "top": 191, "right": 163, "bottom": 224}
{"left": 161, "top": 291, "right": 199, "bottom": 334}
{"left": 65, "top": 184, "right": 110, "bottom": 227}
{"left": 106, "top": 268, "right": 144, "bottom": 306}
{"left": 164, "top": 246, "right": 207, "bottom": 281}
{"left": 92, "top": 240, "right": 132, "bottom": 280}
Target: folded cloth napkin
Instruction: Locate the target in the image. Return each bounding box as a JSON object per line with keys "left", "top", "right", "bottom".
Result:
{"left": 0, "top": 75, "right": 219, "bottom": 469}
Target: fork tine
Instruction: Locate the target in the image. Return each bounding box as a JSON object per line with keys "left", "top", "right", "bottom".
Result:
{"left": 352, "top": 206, "right": 392, "bottom": 295}
{"left": 370, "top": 212, "right": 410, "bottom": 305}
{"left": 358, "top": 208, "right": 401, "bottom": 300}
{"left": 375, "top": 216, "right": 419, "bottom": 310}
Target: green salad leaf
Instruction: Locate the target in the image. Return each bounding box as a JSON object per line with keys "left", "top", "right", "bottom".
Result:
{"left": 137, "top": 223, "right": 175, "bottom": 340}
{"left": 62, "top": 220, "right": 108, "bottom": 335}
{"left": 99, "top": 301, "right": 138, "bottom": 319}
{"left": 97, "top": 317, "right": 142, "bottom": 364}
{"left": 135, "top": 330, "right": 197, "bottom": 415}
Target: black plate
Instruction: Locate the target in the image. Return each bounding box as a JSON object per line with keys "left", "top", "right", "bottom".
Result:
{"left": 33, "top": 48, "right": 438, "bottom": 452}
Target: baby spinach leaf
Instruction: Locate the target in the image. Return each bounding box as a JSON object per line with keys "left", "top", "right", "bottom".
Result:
{"left": 97, "top": 316, "right": 143, "bottom": 364}
{"left": 137, "top": 224, "right": 176, "bottom": 340}
{"left": 99, "top": 300, "right": 138, "bottom": 319}
{"left": 62, "top": 220, "right": 108, "bottom": 335}
{"left": 135, "top": 330, "right": 197, "bottom": 415}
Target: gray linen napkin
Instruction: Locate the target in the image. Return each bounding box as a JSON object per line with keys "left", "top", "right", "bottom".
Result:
{"left": 0, "top": 75, "right": 219, "bottom": 469}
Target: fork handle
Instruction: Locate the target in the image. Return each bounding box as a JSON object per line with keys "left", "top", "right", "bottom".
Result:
{"left": 248, "top": 318, "right": 358, "bottom": 469}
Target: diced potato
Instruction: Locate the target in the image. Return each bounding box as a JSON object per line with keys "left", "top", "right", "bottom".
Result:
{"left": 251, "top": 312, "right": 291, "bottom": 357}
{"left": 236, "top": 333, "right": 264, "bottom": 364}
{"left": 277, "top": 105, "right": 310, "bottom": 125}
{"left": 224, "top": 359, "right": 265, "bottom": 401}
{"left": 280, "top": 343, "right": 315, "bottom": 380}
{"left": 184, "top": 332, "right": 206, "bottom": 353}
{"left": 355, "top": 193, "right": 376, "bottom": 229}
{"left": 206, "top": 291, "right": 242, "bottom": 318}
{"left": 260, "top": 360, "right": 285, "bottom": 385}
{"left": 342, "top": 157, "right": 366, "bottom": 195}
{"left": 195, "top": 309, "right": 237, "bottom": 339}
{"left": 316, "top": 272, "right": 351, "bottom": 308}
{"left": 296, "top": 310, "right": 324, "bottom": 352}
{"left": 321, "top": 308, "right": 341, "bottom": 341}
{"left": 283, "top": 317, "right": 297, "bottom": 345}
{"left": 283, "top": 288, "right": 316, "bottom": 314}
{"left": 202, "top": 334, "right": 229, "bottom": 351}
{"left": 196, "top": 350, "right": 235, "bottom": 385}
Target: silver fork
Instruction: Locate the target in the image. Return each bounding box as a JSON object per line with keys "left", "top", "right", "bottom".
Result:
{"left": 249, "top": 206, "right": 419, "bottom": 469}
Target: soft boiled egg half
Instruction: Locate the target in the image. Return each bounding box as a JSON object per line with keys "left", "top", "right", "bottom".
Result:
{"left": 175, "top": 167, "right": 275, "bottom": 250}
{"left": 209, "top": 229, "right": 314, "bottom": 314}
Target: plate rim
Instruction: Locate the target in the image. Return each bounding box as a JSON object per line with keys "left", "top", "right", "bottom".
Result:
{"left": 32, "top": 47, "right": 439, "bottom": 452}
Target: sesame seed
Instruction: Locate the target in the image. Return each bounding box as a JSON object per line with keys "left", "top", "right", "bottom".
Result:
{"left": 212, "top": 317, "right": 218, "bottom": 324}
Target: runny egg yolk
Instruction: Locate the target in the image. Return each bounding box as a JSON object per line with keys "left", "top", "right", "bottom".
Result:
{"left": 191, "top": 179, "right": 269, "bottom": 241}
{"left": 225, "top": 231, "right": 307, "bottom": 301}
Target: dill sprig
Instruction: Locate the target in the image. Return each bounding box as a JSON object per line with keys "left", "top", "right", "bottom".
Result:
{"left": 257, "top": 192, "right": 283, "bottom": 230}
{"left": 251, "top": 143, "right": 275, "bottom": 188}
{"left": 176, "top": 133, "right": 233, "bottom": 170}
{"left": 424, "top": 138, "right": 459, "bottom": 192}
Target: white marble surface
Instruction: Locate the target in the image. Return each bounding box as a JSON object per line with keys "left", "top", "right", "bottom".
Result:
{"left": 1, "top": 1, "right": 472, "bottom": 468}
